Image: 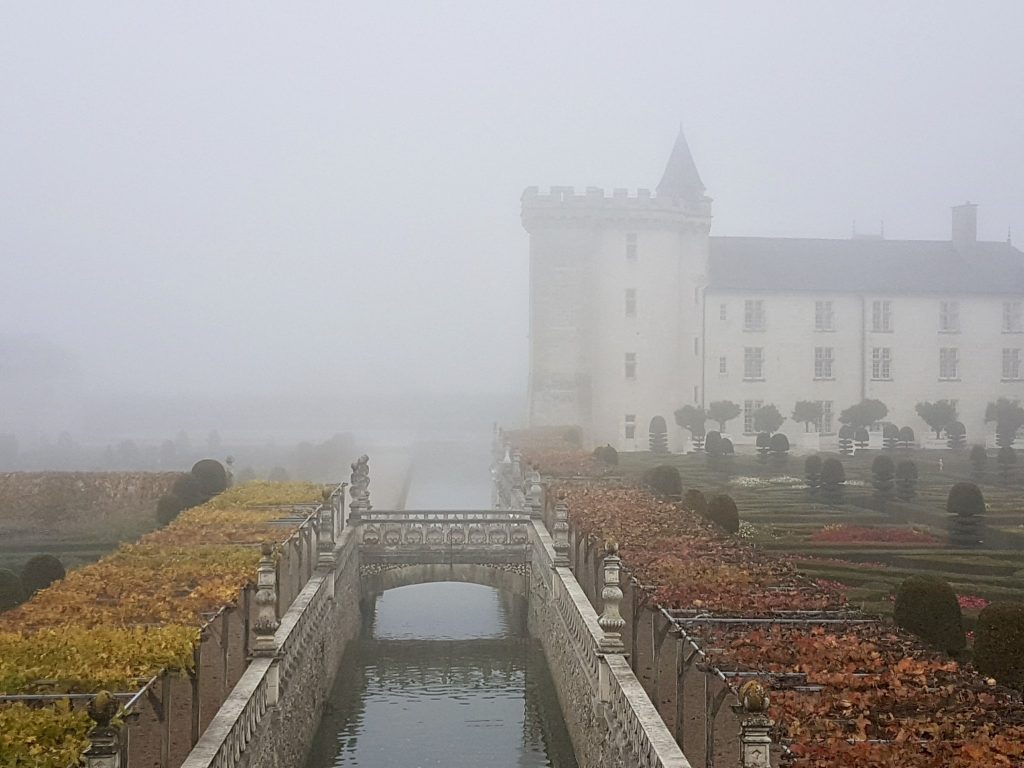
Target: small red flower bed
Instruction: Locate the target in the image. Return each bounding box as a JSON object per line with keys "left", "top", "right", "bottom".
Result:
{"left": 809, "top": 524, "right": 939, "bottom": 545}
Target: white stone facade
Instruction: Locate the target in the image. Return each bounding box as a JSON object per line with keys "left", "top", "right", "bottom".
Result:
{"left": 523, "top": 134, "right": 1024, "bottom": 451}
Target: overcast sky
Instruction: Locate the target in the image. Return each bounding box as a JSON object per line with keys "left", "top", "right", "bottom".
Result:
{"left": 3, "top": 2, "right": 1023, "bottom": 412}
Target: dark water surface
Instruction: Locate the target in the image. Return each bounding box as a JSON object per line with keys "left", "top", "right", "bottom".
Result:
{"left": 302, "top": 438, "right": 578, "bottom": 768}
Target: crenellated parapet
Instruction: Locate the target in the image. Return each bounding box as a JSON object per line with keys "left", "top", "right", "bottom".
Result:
{"left": 521, "top": 185, "right": 712, "bottom": 230}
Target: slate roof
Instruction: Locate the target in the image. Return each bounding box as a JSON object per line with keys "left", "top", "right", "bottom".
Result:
{"left": 708, "top": 237, "right": 1024, "bottom": 295}
{"left": 656, "top": 128, "right": 706, "bottom": 203}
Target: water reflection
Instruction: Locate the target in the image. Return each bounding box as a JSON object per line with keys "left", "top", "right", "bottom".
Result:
{"left": 304, "top": 583, "right": 577, "bottom": 768}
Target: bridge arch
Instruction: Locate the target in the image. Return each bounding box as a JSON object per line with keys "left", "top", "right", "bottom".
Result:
{"left": 360, "top": 562, "right": 529, "bottom": 599}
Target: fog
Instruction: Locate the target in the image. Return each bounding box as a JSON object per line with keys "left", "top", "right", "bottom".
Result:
{"left": 3, "top": 2, "right": 1023, "bottom": 450}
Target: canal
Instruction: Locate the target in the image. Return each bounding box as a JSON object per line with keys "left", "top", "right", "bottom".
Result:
{"left": 301, "top": 437, "right": 578, "bottom": 768}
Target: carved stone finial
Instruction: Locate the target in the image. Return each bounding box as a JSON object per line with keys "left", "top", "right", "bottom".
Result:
{"left": 252, "top": 542, "right": 279, "bottom": 656}
{"left": 87, "top": 691, "right": 119, "bottom": 728}
{"left": 83, "top": 691, "right": 122, "bottom": 766}
{"left": 738, "top": 680, "right": 770, "bottom": 713}
{"left": 598, "top": 541, "right": 626, "bottom": 653}
{"left": 733, "top": 680, "right": 774, "bottom": 767}
{"left": 527, "top": 469, "right": 543, "bottom": 520}
{"left": 552, "top": 495, "right": 570, "bottom": 567}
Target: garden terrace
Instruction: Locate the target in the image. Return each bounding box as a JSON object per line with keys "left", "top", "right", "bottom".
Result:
{"left": 0, "top": 480, "right": 334, "bottom": 768}
{"left": 526, "top": 452, "right": 1024, "bottom": 767}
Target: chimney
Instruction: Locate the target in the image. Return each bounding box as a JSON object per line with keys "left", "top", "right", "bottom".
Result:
{"left": 952, "top": 202, "right": 978, "bottom": 255}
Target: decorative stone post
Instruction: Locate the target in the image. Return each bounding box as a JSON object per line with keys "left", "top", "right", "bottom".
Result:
{"left": 83, "top": 691, "right": 121, "bottom": 768}
{"left": 252, "top": 543, "right": 280, "bottom": 657}
{"left": 733, "top": 681, "right": 773, "bottom": 768}
{"left": 317, "top": 489, "right": 336, "bottom": 570}
{"left": 527, "top": 468, "right": 543, "bottom": 520}
{"left": 349, "top": 457, "right": 370, "bottom": 523}
{"left": 552, "top": 492, "right": 570, "bottom": 568}
{"left": 598, "top": 541, "right": 626, "bottom": 653}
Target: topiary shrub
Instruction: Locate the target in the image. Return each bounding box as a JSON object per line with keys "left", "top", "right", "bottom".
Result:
{"left": 894, "top": 575, "right": 965, "bottom": 655}
{"left": 642, "top": 465, "right": 681, "bottom": 500}
{"left": 947, "top": 481, "right": 984, "bottom": 547}
{"left": 172, "top": 473, "right": 208, "bottom": 509}
{"left": 648, "top": 417, "right": 669, "bottom": 454}
{"left": 804, "top": 454, "right": 822, "bottom": 489}
{"left": 882, "top": 423, "right": 899, "bottom": 450}
{"left": 998, "top": 445, "right": 1016, "bottom": 483}
{"left": 969, "top": 444, "right": 988, "bottom": 480}
{"left": 838, "top": 425, "right": 854, "bottom": 455}
{"left": 682, "top": 488, "right": 707, "bottom": 517}
{"left": 157, "top": 493, "right": 186, "bottom": 525}
{"left": 191, "top": 459, "right": 228, "bottom": 496}
{"left": 820, "top": 457, "right": 845, "bottom": 502}
{"left": 704, "top": 431, "right": 723, "bottom": 456}
{"left": 974, "top": 602, "right": 1024, "bottom": 689}
{"left": 898, "top": 426, "right": 915, "bottom": 449}
{"left": 871, "top": 455, "right": 895, "bottom": 497}
{"left": 854, "top": 427, "right": 870, "bottom": 451}
{"left": 20, "top": 554, "right": 65, "bottom": 596}
{"left": 720, "top": 438, "right": 734, "bottom": 455}
{"left": 706, "top": 494, "right": 739, "bottom": 534}
{"left": 0, "top": 569, "right": 26, "bottom": 611}
{"left": 895, "top": 460, "right": 918, "bottom": 501}
{"left": 592, "top": 445, "right": 619, "bottom": 465}
{"left": 945, "top": 421, "right": 966, "bottom": 451}
{"left": 755, "top": 432, "right": 771, "bottom": 460}
{"left": 769, "top": 432, "right": 790, "bottom": 454}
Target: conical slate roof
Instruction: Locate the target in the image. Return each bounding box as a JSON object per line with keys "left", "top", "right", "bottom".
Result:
{"left": 656, "top": 128, "right": 705, "bottom": 201}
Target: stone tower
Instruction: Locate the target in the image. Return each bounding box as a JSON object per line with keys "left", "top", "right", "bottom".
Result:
{"left": 521, "top": 130, "right": 712, "bottom": 450}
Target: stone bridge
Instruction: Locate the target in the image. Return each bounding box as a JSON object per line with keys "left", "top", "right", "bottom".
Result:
{"left": 76, "top": 451, "right": 776, "bottom": 768}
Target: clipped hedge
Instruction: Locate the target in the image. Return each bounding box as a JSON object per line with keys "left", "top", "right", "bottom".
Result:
{"left": 706, "top": 494, "right": 739, "bottom": 534}
{"left": 0, "top": 570, "right": 26, "bottom": 612}
{"left": 20, "top": 555, "right": 65, "bottom": 596}
{"left": 682, "top": 488, "right": 707, "bottom": 517}
{"left": 974, "top": 602, "right": 1024, "bottom": 689}
{"left": 642, "top": 465, "right": 682, "bottom": 500}
{"left": 893, "top": 574, "right": 965, "bottom": 655}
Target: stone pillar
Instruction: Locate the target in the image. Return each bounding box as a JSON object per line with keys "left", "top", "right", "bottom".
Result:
{"left": 526, "top": 468, "right": 543, "bottom": 520}
{"left": 734, "top": 681, "right": 773, "bottom": 767}
{"left": 317, "top": 489, "right": 336, "bottom": 570}
{"left": 252, "top": 543, "right": 280, "bottom": 657}
{"left": 83, "top": 692, "right": 122, "bottom": 768}
{"left": 349, "top": 457, "right": 370, "bottom": 522}
{"left": 598, "top": 541, "right": 626, "bottom": 653}
{"left": 552, "top": 492, "right": 570, "bottom": 568}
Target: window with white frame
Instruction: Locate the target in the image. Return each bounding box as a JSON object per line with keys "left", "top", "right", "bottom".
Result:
{"left": 625, "top": 288, "right": 636, "bottom": 317}
{"left": 744, "top": 299, "right": 765, "bottom": 331}
{"left": 1003, "top": 348, "right": 1022, "bottom": 380}
{"left": 719, "top": 303, "right": 727, "bottom": 321}
{"left": 719, "top": 356, "right": 727, "bottom": 375}
{"left": 814, "top": 347, "right": 834, "bottom": 379}
{"left": 814, "top": 400, "right": 834, "bottom": 434}
{"left": 743, "top": 400, "right": 764, "bottom": 434}
{"left": 624, "top": 414, "right": 636, "bottom": 440}
{"left": 743, "top": 347, "right": 764, "bottom": 380}
{"left": 872, "top": 300, "right": 893, "bottom": 332}
{"left": 939, "top": 348, "right": 959, "bottom": 380}
{"left": 871, "top": 347, "right": 892, "bottom": 380}
{"left": 1003, "top": 301, "right": 1022, "bottom": 333}
{"left": 624, "top": 352, "right": 636, "bottom": 380}
{"left": 626, "top": 232, "right": 638, "bottom": 262}
{"left": 939, "top": 301, "right": 960, "bottom": 333}
{"left": 815, "top": 301, "right": 834, "bottom": 331}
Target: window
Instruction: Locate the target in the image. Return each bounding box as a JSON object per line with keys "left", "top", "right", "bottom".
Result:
{"left": 939, "top": 301, "right": 960, "bottom": 333}
{"left": 1003, "top": 301, "right": 1022, "bottom": 333}
{"left": 815, "top": 301, "right": 834, "bottom": 331}
{"left": 719, "top": 303, "right": 727, "bottom": 321}
{"left": 626, "top": 232, "right": 638, "bottom": 262}
{"left": 624, "top": 414, "right": 636, "bottom": 440}
{"left": 625, "top": 288, "right": 637, "bottom": 317}
{"left": 871, "top": 347, "right": 892, "bottom": 380}
{"left": 743, "top": 347, "right": 764, "bottom": 380}
{"left": 743, "top": 400, "right": 764, "bottom": 434}
{"left": 744, "top": 300, "right": 765, "bottom": 331}
{"left": 814, "top": 400, "right": 834, "bottom": 434}
{"left": 872, "top": 300, "right": 893, "bottom": 332}
{"left": 939, "top": 348, "right": 959, "bottom": 380}
{"left": 1003, "top": 348, "right": 1022, "bottom": 380}
{"left": 624, "top": 353, "right": 636, "bottom": 380}
{"left": 814, "top": 347, "right": 834, "bottom": 379}
{"left": 719, "top": 356, "right": 727, "bottom": 375}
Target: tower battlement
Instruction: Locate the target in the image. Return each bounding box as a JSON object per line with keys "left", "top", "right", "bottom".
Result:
{"left": 521, "top": 185, "right": 712, "bottom": 227}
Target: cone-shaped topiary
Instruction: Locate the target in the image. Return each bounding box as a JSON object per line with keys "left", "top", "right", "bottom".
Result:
{"left": 0, "top": 569, "right": 26, "bottom": 611}
{"left": 871, "top": 455, "right": 895, "bottom": 496}
{"left": 895, "top": 460, "right": 918, "bottom": 501}
{"left": 893, "top": 574, "right": 965, "bottom": 655}
{"left": 882, "top": 423, "right": 899, "bottom": 450}
{"left": 969, "top": 444, "right": 988, "bottom": 479}
{"left": 156, "top": 493, "right": 186, "bottom": 526}
{"left": 642, "top": 465, "right": 681, "bottom": 500}
{"left": 682, "top": 488, "right": 707, "bottom": 517}
{"left": 20, "top": 554, "right": 65, "bottom": 595}
{"left": 704, "top": 431, "right": 723, "bottom": 456}
{"left": 804, "top": 454, "right": 822, "bottom": 488}
{"left": 191, "top": 459, "right": 228, "bottom": 497}
{"left": 706, "top": 494, "right": 739, "bottom": 534}
{"left": 947, "top": 481, "right": 984, "bottom": 547}
{"left": 172, "top": 473, "right": 208, "bottom": 509}
{"left": 974, "top": 602, "right": 1024, "bottom": 689}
